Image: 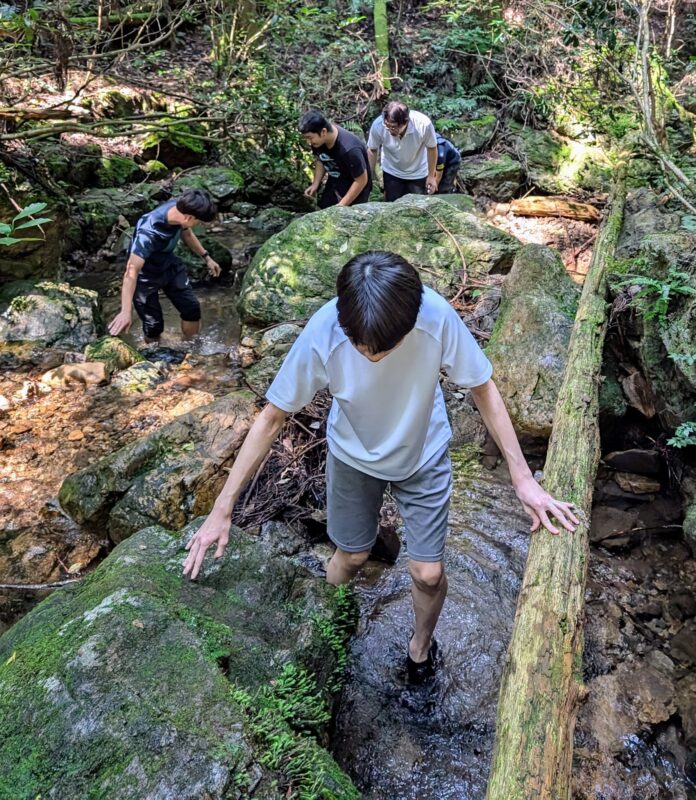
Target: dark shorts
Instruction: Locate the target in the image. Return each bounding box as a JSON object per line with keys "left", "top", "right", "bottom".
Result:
{"left": 133, "top": 257, "right": 200, "bottom": 339}
{"left": 326, "top": 444, "right": 452, "bottom": 563}
{"left": 437, "top": 162, "right": 461, "bottom": 194}
{"left": 382, "top": 171, "right": 427, "bottom": 202}
{"left": 318, "top": 178, "right": 370, "bottom": 209}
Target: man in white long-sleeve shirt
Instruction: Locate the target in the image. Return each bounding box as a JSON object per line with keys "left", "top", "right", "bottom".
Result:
{"left": 183, "top": 251, "right": 578, "bottom": 684}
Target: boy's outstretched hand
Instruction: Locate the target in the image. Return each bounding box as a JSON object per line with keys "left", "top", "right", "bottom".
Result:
{"left": 513, "top": 474, "right": 579, "bottom": 535}
{"left": 182, "top": 510, "right": 231, "bottom": 580}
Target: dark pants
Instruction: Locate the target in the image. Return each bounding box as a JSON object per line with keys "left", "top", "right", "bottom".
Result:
{"left": 437, "top": 162, "right": 460, "bottom": 194}
{"left": 133, "top": 257, "right": 200, "bottom": 339}
{"left": 382, "top": 171, "right": 427, "bottom": 202}
{"left": 318, "top": 178, "right": 370, "bottom": 209}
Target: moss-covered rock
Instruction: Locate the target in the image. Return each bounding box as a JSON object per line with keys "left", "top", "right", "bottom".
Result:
{"left": 457, "top": 153, "right": 523, "bottom": 200}
{"left": 174, "top": 167, "right": 244, "bottom": 208}
{"left": 486, "top": 244, "right": 580, "bottom": 440}
{"left": 239, "top": 195, "right": 520, "bottom": 325}
{"left": 27, "top": 140, "right": 102, "bottom": 192}
{"left": 248, "top": 206, "right": 298, "bottom": 234}
{"left": 59, "top": 391, "right": 258, "bottom": 543}
{"left": 110, "top": 361, "right": 163, "bottom": 393}
{"left": 0, "top": 520, "right": 358, "bottom": 799}
{"left": 0, "top": 281, "right": 102, "bottom": 350}
{"left": 444, "top": 113, "right": 497, "bottom": 155}
{"left": 81, "top": 85, "right": 166, "bottom": 118}
{"left": 177, "top": 227, "right": 233, "bottom": 282}
{"left": 95, "top": 155, "right": 142, "bottom": 188}
{"left": 505, "top": 121, "right": 612, "bottom": 194}
{"left": 84, "top": 336, "right": 144, "bottom": 373}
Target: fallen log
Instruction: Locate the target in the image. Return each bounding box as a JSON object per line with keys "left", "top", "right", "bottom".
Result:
{"left": 499, "top": 196, "right": 601, "bottom": 223}
{"left": 486, "top": 172, "right": 627, "bottom": 800}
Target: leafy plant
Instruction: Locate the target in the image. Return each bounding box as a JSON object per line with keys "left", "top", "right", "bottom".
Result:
{"left": 0, "top": 202, "right": 52, "bottom": 246}
{"left": 667, "top": 420, "right": 696, "bottom": 448}
{"left": 614, "top": 266, "right": 696, "bottom": 327}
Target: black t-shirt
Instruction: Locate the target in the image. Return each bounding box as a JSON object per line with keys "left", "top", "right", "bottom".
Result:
{"left": 313, "top": 127, "right": 372, "bottom": 202}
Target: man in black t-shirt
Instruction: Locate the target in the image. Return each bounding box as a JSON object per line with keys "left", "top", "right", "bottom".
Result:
{"left": 299, "top": 110, "right": 372, "bottom": 209}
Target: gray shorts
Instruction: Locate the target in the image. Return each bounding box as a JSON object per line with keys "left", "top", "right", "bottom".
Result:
{"left": 326, "top": 444, "right": 452, "bottom": 563}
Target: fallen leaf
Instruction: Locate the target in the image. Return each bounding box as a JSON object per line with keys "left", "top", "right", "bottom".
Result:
{"left": 67, "top": 430, "right": 85, "bottom": 441}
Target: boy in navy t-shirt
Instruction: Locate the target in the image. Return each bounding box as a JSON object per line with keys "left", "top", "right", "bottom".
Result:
{"left": 108, "top": 189, "right": 220, "bottom": 342}
{"left": 435, "top": 134, "right": 462, "bottom": 194}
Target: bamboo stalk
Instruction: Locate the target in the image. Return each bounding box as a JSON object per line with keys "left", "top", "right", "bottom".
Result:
{"left": 486, "top": 170, "right": 627, "bottom": 800}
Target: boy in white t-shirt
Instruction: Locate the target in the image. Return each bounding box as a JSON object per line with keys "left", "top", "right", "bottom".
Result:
{"left": 183, "top": 251, "right": 578, "bottom": 683}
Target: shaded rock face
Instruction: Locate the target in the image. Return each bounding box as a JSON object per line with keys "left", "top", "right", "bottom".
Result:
{"left": 446, "top": 114, "right": 497, "bottom": 155}
{"left": 0, "top": 281, "right": 102, "bottom": 350}
{"left": 239, "top": 196, "right": 521, "bottom": 325}
{"left": 59, "top": 391, "right": 258, "bottom": 543}
{"left": 485, "top": 244, "right": 580, "bottom": 440}
{"left": 613, "top": 188, "right": 696, "bottom": 429}
{"left": 457, "top": 154, "right": 523, "bottom": 201}
{"left": 0, "top": 521, "right": 358, "bottom": 800}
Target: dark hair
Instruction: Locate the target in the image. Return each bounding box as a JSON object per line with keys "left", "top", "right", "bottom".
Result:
{"left": 336, "top": 251, "right": 423, "bottom": 354}
{"left": 298, "top": 110, "right": 334, "bottom": 135}
{"left": 383, "top": 101, "right": 409, "bottom": 126}
{"left": 176, "top": 189, "right": 217, "bottom": 222}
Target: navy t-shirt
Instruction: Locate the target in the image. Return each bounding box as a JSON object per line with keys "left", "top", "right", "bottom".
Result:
{"left": 436, "top": 134, "right": 462, "bottom": 171}
{"left": 129, "top": 200, "right": 182, "bottom": 271}
{"left": 312, "top": 127, "right": 372, "bottom": 202}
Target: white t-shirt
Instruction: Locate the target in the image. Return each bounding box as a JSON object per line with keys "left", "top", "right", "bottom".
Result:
{"left": 367, "top": 110, "right": 437, "bottom": 180}
{"left": 265, "top": 287, "right": 493, "bottom": 481}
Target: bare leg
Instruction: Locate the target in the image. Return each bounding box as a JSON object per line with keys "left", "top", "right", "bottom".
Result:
{"left": 326, "top": 548, "right": 370, "bottom": 586}
{"left": 144, "top": 336, "right": 160, "bottom": 344}
{"left": 408, "top": 559, "right": 447, "bottom": 662}
{"left": 181, "top": 319, "right": 201, "bottom": 340}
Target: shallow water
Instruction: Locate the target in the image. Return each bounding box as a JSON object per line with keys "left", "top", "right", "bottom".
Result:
{"left": 331, "top": 465, "right": 530, "bottom": 799}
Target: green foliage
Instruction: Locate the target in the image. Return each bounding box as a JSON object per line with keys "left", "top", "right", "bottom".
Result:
{"left": 614, "top": 266, "right": 696, "bottom": 328}
{"left": 0, "top": 202, "right": 52, "bottom": 247}
{"left": 667, "top": 420, "right": 696, "bottom": 448}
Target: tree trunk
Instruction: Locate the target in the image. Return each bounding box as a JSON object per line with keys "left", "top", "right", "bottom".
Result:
{"left": 486, "top": 173, "right": 627, "bottom": 800}
{"left": 374, "top": 0, "right": 391, "bottom": 92}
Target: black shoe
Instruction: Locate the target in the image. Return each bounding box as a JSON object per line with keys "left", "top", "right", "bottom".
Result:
{"left": 406, "top": 637, "right": 438, "bottom": 685}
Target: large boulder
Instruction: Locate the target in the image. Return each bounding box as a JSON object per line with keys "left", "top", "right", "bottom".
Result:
{"left": 505, "top": 121, "right": 612, "bottom": 194}
{"left": 59, "top": 390, "right": 258, "bottom": 543}
{"left": 173, "top": 167, "right": 244, "bottom": 209}
{"left": 0, "top": 520, "right": 359, "bottom": 799}
{"left": 485, "top": 244, "right": 580, "bottom": 440}
{"left": 239, "top": 195, "right": 521, "bottom": 325}
{"left": 0, "top": 281, "right": 102, "bottom": 350}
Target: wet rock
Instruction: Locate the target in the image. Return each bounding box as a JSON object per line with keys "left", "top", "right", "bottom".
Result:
{"left": 0, "top": 281, "right": 102, "bottom": 351}
{"left": 41, "top": 362, "right": 109, "bottom": 388}
{"left": 257, "top": 323, "right": 303, "bottom": 356}
{"left": 669, "top": 593, "right": 696, "bottom": 621}
{"left": 247, "top": 206, "right": 298, "bottom": 234}
{"left": 614, "top": 472, "right": 661, "bottom": 494}
{"left": 0, "top": 520, "right": 358, "bottom": 800}
{"left": 84, "top": 336, "right": 144, "bottom": 373}
{"left": 446, "top": 114, "right": 497, "bottom": 155}
{"left": 240, "top": 196, "right": 520, "bottom": 325}
{"left": 110, "top": 361, "right": 163, "bottom": 394}
{"left": 486, "top": 244, "right": 580, "bottom": 439}
{"left": 58, "top": 390, "right": 257, "bottom": 542}
{"left": 603, "top": 448, "right": 662, "bottom": 475}
{"left": 457, "top": 153, "right": 523, "bottom": 201}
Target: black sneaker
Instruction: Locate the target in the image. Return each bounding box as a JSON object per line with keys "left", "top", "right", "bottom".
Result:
{"left": 406, "top": 637, "right": 438, "bottom": 685}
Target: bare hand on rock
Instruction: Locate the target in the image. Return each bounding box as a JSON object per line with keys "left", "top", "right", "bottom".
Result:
{"left": 182, "top": 511, "right": 230, "bottom": 580}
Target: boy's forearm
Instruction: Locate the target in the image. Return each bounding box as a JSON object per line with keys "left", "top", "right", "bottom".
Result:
{"left": 470, "top": 379, "right": 533, "bottom": 485}
{"left": 120, "top": 263, "right": 140, "bottom": 312}
{"left": 338, "top": 172, "right": 368, "bottom": 206}
{"left": 212, "top": 404, "right": 288, "bottom": 517}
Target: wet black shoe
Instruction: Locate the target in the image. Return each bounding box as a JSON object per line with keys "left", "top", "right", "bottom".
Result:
{"left": 406, "top": 637, "right": 438, "bottom": 685}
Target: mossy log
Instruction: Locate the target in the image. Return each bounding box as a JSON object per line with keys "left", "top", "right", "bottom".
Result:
{"left": 486, "top": 173, "right": 627, "bottom": 800}
{"left": 374, "top": 0, "right": 391, "bottom": 91}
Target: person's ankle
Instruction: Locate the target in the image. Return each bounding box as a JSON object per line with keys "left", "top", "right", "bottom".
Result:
{"left": 408, "top": 634, "right": 431, "bottom": 664}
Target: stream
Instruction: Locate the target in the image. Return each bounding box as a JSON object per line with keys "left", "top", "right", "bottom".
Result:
{"left": 1, "top": 219, "right": 695, "bottom": 798}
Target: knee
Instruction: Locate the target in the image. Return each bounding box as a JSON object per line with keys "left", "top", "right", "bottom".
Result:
{"left": 180, "top": 299, "right": 201, "bottom": 322}
{"left": 339, "top": 549, "right": 370, "bottom": 569}
{"left": 409, "top": 561, "right": 445, "bottom": 591}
